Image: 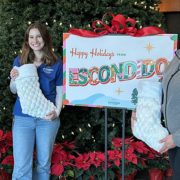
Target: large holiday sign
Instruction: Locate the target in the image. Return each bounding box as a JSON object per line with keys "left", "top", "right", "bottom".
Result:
{"left": 63, "top": 33, "right": 177, "bottom": 109}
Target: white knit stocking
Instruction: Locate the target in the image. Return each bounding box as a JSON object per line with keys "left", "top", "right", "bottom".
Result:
{"left": 14, "top": 64, "right": 57, "bottom": 118}
{"left": 132, "top": 81, "right": 169, "bottom": 152}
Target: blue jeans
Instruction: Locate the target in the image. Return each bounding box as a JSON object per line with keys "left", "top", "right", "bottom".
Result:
{"left": 12, "top": 115, "right": 60, "bottom": 180}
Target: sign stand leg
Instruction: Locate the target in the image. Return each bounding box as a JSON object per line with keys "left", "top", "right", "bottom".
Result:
{"left": 104, "top": 108, "right": 108, "bottom": 180}
{"left": 121, "top": 109, "right": 126, "bottom": 180}
{"left": 104, "top": 108, "right": 126, "bottom": 180}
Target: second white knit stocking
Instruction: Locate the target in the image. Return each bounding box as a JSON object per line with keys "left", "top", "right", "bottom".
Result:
{"left": 132, "top": 81, "right": 169, "bottom": 152}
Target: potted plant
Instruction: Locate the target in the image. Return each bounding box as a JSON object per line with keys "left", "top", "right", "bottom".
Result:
{"left": 164, "top": 165, "right": 173, "bottom": 178}
{"left": 146, "top": 149, "right": 170, "bottom": 180}
{"left": 110, "top": 137, "right": 150, "bottom": 180}
{"left": 0, "top": 130, "right": 13, "bottom": 180}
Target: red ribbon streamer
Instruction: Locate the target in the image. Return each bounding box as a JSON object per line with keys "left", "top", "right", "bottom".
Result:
{"left": 69, "top": 13, "right": 165, "bottom": 37}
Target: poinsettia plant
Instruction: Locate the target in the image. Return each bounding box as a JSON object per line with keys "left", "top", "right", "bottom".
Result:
{"left": 110, "top": 137, "right": 150, "bottom": 176}
{"left": 0, "top": 130, "right": 13, "bottom": 179}
{"left": 145, "top": 147, "right": 170, "bottom": 171}
{"left": 50, "top": 136, "right": 154, "bottom": 179}
{"left": 0, "top": 129, "right": 171, "bottom": 180}
{"left": 51, "top": 141, "right": 106, "bottom": 179}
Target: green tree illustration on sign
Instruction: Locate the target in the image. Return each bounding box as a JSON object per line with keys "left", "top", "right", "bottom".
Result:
{"left": 131, "top": 88, "right": 138, "bottom": 105}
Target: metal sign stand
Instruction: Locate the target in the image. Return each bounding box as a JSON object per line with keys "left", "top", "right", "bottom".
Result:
{"left": 104, "top": 108, "right": 108, "bottom": 180}
{"left": 121, "top": 109, "right": 126, "bottom": 180}
{"left": 104, "top": 108, "right": 126, "bottom": 180}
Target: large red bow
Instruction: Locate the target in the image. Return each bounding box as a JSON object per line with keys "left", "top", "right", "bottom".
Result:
{"left": 69, "top": 13, "right": 165, "bottom": 37}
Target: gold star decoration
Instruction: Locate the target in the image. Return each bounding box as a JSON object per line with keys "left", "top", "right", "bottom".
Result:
{"left": 115, "top": 87, "right": 123, "bottom": 95}
{"left": 145, "top": 42, "right": 154, "bottom": 53}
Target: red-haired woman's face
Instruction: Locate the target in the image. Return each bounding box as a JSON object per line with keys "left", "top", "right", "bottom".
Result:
{"left": 28, "top": 28, "right": 45, "bottom": 52}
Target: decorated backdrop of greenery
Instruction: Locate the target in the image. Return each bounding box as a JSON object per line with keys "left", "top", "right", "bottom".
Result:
{"left": 0, "top": 0, "right": 166, "bottom": 174}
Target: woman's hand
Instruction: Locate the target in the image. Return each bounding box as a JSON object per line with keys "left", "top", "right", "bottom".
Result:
{"left": 131, "top": 110, "right": 137, "bottom": 132}
{"left": 44, "top": 110, "right": 58, "bottom": 120}
{"left": 159, "top": 135, "right": 176, "bottom": 154}
{"left": 10, "top": 68, "right": 19, "bottom": 80}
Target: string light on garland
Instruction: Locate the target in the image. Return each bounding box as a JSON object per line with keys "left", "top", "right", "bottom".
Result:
{"left": 140, "top": 1, "right": 145, "bottom": 4}
{"left": 3, "top": 107, "right": 6, "bottom": 110}
{"left": 53, "top": 19, "right": 56, "bottom": 23}
{"left": 134, "top": 1, "right": 137, "bottom": 5}
{"left": 71, "top": 131, "right": 74, "bottom": 135}
{"left": 62, "top": 134, "right": 65, "bottom": 139}
{"left": 112, "top": 123, "right": 115, "bottom": 127}
{"left": 92, "top": 135, "right": 94, "bottom": 139}
{"left": 149, "top": 6, "right": 155, "bottom": 10}
{"left": 105, "top": 20, "right": 108, "bottom": 24}
{"left": 79, "top": 128, "right": 82, "bottom": 132}
{"left": 69, "top": 24, "right": 72, "bottom": 28}
{"left": 97, "top": 21, "right": 100, "bottom": 25}
{"left": 136, "top": 20, "right": 140, "bottom": 23}
{"left": 28, "top": 21, "right": 31, "bottom": 25}
{"left": 88, "top": 123, "right": 91, "bottom": 127}
{"left": 59, "top": 22, "right": 62, "bottom": 26}
{"left": 45, "top": 22, "right": 48, "bottom": 26}
{"left": 158, "top": 24, "right": 162, "bottom": 27}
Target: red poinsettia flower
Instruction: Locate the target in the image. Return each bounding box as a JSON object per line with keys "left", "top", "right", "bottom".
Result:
{"left": 130, "top": 141, "right": 150, "bottom": 155}
{"left": 108, "top": 150, "right": 122, "bottom": 167}
{"left": 0, "top": 130, "right": 7, "bottom": 157}
{"left": 0, "top": 130, "right": 5, "bottom": 141}
{"left": 112, "top": 137, "right": 133, "bottom": 149}
{"left": 61, "top": 141, "right": 75, "bottom": 149}
{"left": 51, "top": 148, "right": 74, "bottom": 176}
{"left": 89, "top": 151, "right": 105, "bottom": 168}
{"left": 125, "top": 148, "right": 138, "bottom": 165}
{"left": 53, "top": 143, "right": 64, "bottom": 152}
{"left": 112, "top": 138, "right": 121, "bottom": 149}
{"left": 51, "top": 163, "right": 64, "bottom": 176}
{"left": 139, "top": 158, "right": 147, "bottom": 167}
{"left": 146, "top": 146, "right": 160, "bottom": 159}
{"left": 1, "top": 155, "right": 14, "bottom": 166}
{"left": 51, "top": 150, "right": 68, "bottom": 164}
{"left": 74, "top": 153, "right": 91, "bottom": 170}
{"left": 4, "top": 131, "right": 13, "bottom": 147}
